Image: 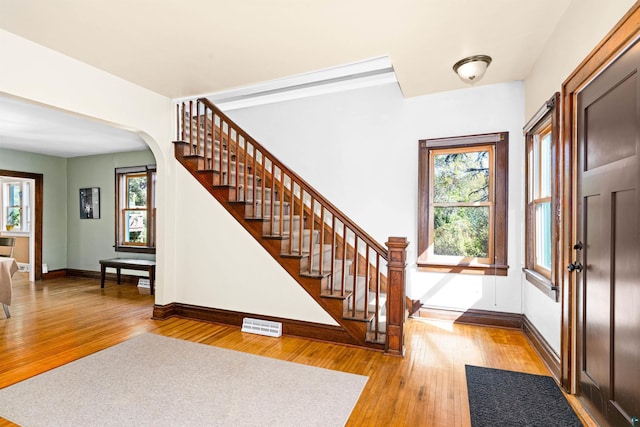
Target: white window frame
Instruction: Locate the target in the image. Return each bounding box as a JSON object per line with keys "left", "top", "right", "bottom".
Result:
{"left": 2, "top": 180, "right": 31, "bottom": 233}
{"left": 523, "top": 93, "right": 560, "bottom": 300}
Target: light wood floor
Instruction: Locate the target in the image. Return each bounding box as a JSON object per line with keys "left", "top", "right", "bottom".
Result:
{"left": 1, "top": 272, "right": 595, "bottom": 426}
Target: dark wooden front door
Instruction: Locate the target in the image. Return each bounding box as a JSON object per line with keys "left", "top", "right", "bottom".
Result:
{"left": 575, "top": 38, "right": 640, "bottom": 427}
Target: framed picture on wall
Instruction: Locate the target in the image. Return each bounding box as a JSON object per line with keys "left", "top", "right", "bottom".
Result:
{"left": 79, "top": 187, "right": 100, "bottom": 219}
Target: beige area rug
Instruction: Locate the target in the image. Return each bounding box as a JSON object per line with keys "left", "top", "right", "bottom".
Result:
{"left": 0, "top": 333, "right": 368, "bottom": 426}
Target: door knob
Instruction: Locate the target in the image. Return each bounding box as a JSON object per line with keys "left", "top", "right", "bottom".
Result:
{"left": 567, "top": 262, "right": 583, "bottom": 273}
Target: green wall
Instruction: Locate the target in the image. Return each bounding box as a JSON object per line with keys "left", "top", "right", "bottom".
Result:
{"left": 66, "top": 150, "right": 156, "bottom": 271}
{"left": 0, "top": 147, "right": 68, "bottom": 270}
{"left": 0, "top": 147, "right": 155, "bottom": 272}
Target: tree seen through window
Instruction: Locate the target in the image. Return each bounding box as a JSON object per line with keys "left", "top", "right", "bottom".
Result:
{"left": 116, "top": 165, "right": 156, "bottom": 253}
{"left": 418, "top": 132, "right": 508, "bottom": 275}
{"left": 432, "top": 148, "right": 492, "bottom": 259}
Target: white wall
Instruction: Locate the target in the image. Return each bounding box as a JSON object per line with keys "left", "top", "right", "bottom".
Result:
{"left": 2, "top": 0, "right": 635, "bottom": 342}
{"left": 0, "top": 29, "right": 332, "bottom": 325}
{"left": 228, "top": 80, "right": 526, "bottom": 315}
{"left": 525, "top": 0, "right": 636, "bottom": 118}
{"left": 0, "top": 24, "right": 527, "bottom": 327}
{"left": 522, "top": 0, "right": 636, "bottom": 354}
{"left": 0, "top": 28, "right": 175, "bottom": 304}
{"left": 406, "top": 84, "right": 525, "bottom": 314}
{"left": 174, "top": 166, "right": 337, "bottom": 324}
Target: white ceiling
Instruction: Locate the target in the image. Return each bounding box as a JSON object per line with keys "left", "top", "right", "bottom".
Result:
{"left": 0, "top": 95, "right": 147, "bottom": 158}
{"left": 0, "top": 0, "right": 573, "bottom": 157}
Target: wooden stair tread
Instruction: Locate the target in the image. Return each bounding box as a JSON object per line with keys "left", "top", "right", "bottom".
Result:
{"left": 301, "top": 271, "right": 332, "bottom": 279}
{"left": 365, "top": 332, "right": 386, "bottom": 345}
{"left": 262, "top": 234, "right": 288, "bottom": 240}
{"left": 173, "top": 115, "right": 399, "bottom": 353}
{"left": 320, "top": 290, "right": 353, "bottom": 299}
{"left": 343, "top": 311, "right": 376, "bottom": 322}
{"left": 244, "top": 216, "right": 271, "bottom": 222}
{"left": 280, "top": 253, "right": 305, "bottom": 259}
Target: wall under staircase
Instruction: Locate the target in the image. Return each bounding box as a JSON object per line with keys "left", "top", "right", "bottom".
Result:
{"left": 165, "top": 98, "right": 407, "bottom": 354}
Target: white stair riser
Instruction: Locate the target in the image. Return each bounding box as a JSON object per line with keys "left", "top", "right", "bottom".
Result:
{"left": 182, "top": 129, "right": 392, "bottom": 345}
{"left": 262, "top": 216, "right": 300, "bottom": 235}
{"left": 255, "top": 201, "right": 291, "bottom": 217}
{"left": 280, "top": 229, "right": 319, "bottom": 252}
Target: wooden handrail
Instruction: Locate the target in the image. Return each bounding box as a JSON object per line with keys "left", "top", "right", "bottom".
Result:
{"left": 175, "top": 98, "right": 407, "bottom": 353}
{"left": 196, "top": 98, "right": 388, "bottom": 258}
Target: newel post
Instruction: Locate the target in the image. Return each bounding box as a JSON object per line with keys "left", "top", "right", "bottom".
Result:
{"left": 385, "top": 236, "right": 408, "bottom": 356}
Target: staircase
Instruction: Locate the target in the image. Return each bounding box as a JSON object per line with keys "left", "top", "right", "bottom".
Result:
{"left": 173, "top": 99, "right": 407, "bottom": 353}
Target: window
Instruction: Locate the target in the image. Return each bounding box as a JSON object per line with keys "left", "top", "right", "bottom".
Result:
{"left": 524, "top": 93, "right": 559, "bottom": 299}
{"left": 2, "top": 180, "right": 30, "bottom": 233}
{"left": 115, "top": 165, "right": 156, "bottom": 253}
{"left": 418, "top": 132, "right": 508, "bottom": 275}
{"left": 529, "top": 125, "right": 552, "bottom": 274}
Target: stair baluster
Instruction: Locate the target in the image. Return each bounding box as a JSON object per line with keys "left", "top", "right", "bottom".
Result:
{"left": 188, "top": 100, "right": 194, "bottom": 155}
{"left": 195, "top": 100, "right": 201, "bottom": 156}
{"left": 297, "top": 187, "right": 303, "bottom": 255}
{"left": 364, "top": 245, "right": 370, "bottom": 319}
{"left": 374, "top": 253, "right": 381, "bottom": 340}
{"left": 279, "top": 169, "right": 284, "bottom": 236}
{"left": 330, "top": 216, "right": 336, "bottom": 293}
{"left": 203, "top": 106, "right": 210, "bottom": 169}
{"left": 308, "top": 198, "right": 314, "bottom": 274}
{"left": 174, "top": 98, "right": 407, "bottom": 353}
{"left": 318, "top": 206, "right": 325, "bottom": 276}
{"left": 289, "top": 180, "right": 295, "bottom": 254}
{"left": 341, "top": 223, "right": 347, "bottom": 297}
{"left": 261, "top": 155, "right": 266, "bottom": 218}
{"left": 352, "top": 237, "right": 358, "bottom": 318}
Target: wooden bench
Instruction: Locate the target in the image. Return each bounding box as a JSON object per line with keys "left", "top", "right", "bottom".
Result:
{"left": 99, "top": 258, "right": 156, "bottom": 295}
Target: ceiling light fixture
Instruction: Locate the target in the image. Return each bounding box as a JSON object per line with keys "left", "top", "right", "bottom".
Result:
{"left": 453, "top": 55, "right": 492, "bottom": 84}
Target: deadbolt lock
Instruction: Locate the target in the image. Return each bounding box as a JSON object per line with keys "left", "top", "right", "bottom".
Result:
{"left": 567, "top": 262, "right": 583, "bottom": 273}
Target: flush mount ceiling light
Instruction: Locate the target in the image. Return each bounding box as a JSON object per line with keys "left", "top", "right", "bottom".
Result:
{"left": 453, "top": 55, "right": 492, "bottom": 84}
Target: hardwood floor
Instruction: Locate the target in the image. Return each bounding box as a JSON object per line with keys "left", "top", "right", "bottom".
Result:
{"left": 0, "top": 273, "right": 595, "bottom": 426}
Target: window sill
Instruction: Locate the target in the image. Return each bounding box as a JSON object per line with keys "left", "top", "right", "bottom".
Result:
{"left": 523, "top": 268, "right": 558, "bottom": 301}
{"left": 0, "top": 230, "right": 30, "bottom": 237}
{"left": 115, "top": 245, "right": 156, "bottom": 254}
{"left": 417, "top": 261, "right": 508, "bottom": 276}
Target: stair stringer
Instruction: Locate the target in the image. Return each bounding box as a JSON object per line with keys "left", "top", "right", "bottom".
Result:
{"left": 174, "top": 145, "right": 381, "bottom": 350}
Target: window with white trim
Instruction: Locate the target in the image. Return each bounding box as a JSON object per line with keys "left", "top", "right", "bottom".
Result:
{"left": 529, "top": 124, "right": 552, "bottom": 275}
{"left": 524, "top": 93, "right": 559, "bottom": 300}
{"left": 2, "top": 180, "right": 30, "bottom": 233}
